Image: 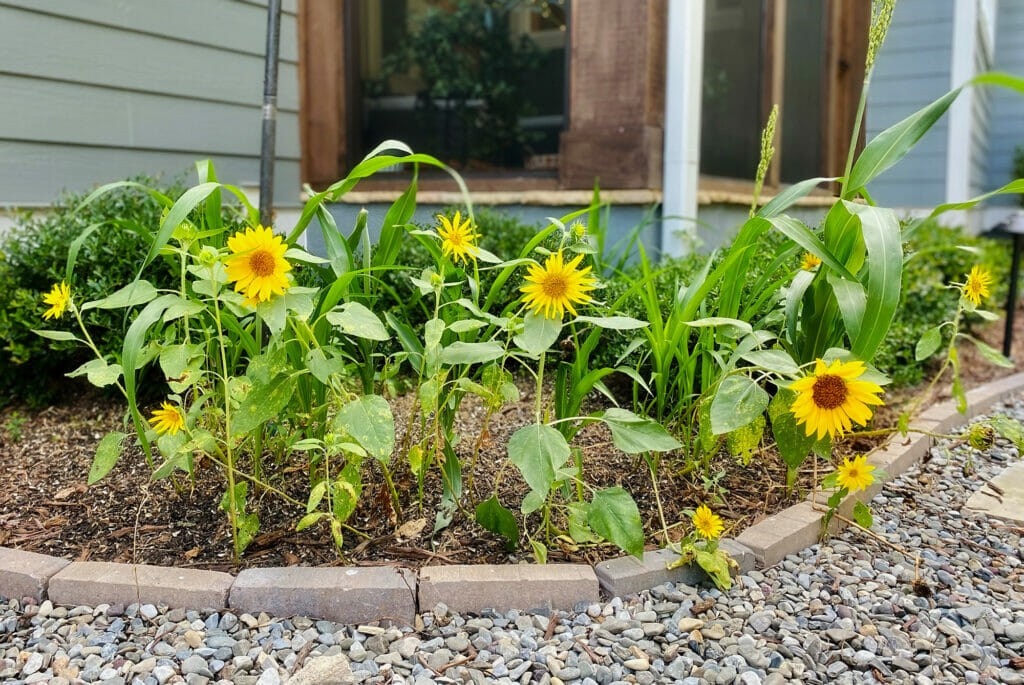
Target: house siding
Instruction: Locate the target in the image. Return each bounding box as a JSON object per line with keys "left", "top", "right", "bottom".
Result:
{"left": 987, "top": 0, "right": 1024, "bottom": 204}
{"left": 0, "top": 0, "right": 300, "bottom": 206}
{"left": 865, "top": 0, "right": 953, "bottom": 208}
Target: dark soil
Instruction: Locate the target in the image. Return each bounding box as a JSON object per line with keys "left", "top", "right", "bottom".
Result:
{"left": 2, "top": 310, "right": 1023, "bottom": 573}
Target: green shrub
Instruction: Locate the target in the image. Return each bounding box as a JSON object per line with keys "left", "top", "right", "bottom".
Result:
{"left": 0, "top": 177, "right": 244, "bottom": 404}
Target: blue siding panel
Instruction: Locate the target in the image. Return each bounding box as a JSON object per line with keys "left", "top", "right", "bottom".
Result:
{"left": 987, "top": 1, "right": 1024, "bottom": 204}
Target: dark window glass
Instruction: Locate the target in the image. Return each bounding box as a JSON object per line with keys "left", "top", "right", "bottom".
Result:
{"left": 355, "top": 0, "right": 567, "bottom": 172}
{"left": 780, "top": 0, "right": 825, "bottom": 182}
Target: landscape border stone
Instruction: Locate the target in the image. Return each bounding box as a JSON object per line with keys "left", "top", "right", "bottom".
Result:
{"left": 1, "top": 371, "right": 1022, "bottom": 621}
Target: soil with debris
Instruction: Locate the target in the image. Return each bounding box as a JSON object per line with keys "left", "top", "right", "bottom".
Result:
{"left": 1, "top": 310, "right": 1022, "bottom": 574}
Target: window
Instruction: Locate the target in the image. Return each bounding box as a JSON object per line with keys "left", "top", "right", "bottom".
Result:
{"left": 700, "top": 0, "right": 863, "bottom": 186}
{"left": 352, "top": 0, "right": 567, "bottom": 172}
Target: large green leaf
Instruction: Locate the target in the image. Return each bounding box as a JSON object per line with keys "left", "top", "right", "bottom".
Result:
{"left": 326, "top": 302, "right": 390, "bottom": 341}
{"left": 587, "top": 486, "right": 644, "bottom": 558}
{"left": 739, "top": 350, "right": 799, "bottom": 375}
{"left": 915, "top": 326, "right": 943, "bottom": 361}
{"left": 439, "top": 341, "right": 505, "bottom": 365}
{"left": 843, "top": 202, "right": 902, "bottom": 360}
{"left": 232, "top": 374, "right": 297, "bottom": 435}
{"left": 767, "top": 215, "right": 859, "bottom": 283}
{"left": 601, "top": 408, "right": 682, "bottom": 454}
{"left": 514, "top": 311, "right": 562, "bottom": 357}
{"left": 475, "top": 496, "right": 519, "bottom": 550}
{"left": 767, "top": 389, "right": 816, "bottom": 470}
{"left": 508, "top": 423, "right": 569, "bottom": 499}
{"left": 82, "top": 280, "right": 158, "bottom": 311}
{"left": 758, "top": 177, "right": 838, "bottom": 218}
{"left": 67, "top": 358, "right": 123, "bottom": 388}
{"left": 333, "top": 395, "right": 395, "bottom": 465}
{"left": 848, "top": 88, "right": 961, "bottom": 193}
{"left": 710, "top": 375, "right": 769, "bottom": 435}
{"left": 88, "top": 431, "right": 128, "bottom": 484}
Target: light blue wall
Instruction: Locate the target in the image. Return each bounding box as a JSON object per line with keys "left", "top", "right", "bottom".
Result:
{"left": 865, "top": 0, "right": 954, "bottom": 208}
{"left": 988, "top": 0, "right": 1024, "bottom": 204}
{"left": 0, "top": 0, "right": 301, "bottom": 206}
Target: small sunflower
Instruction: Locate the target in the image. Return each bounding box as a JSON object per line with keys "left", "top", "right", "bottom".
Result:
{"left": 149, "top": 402, "right": 185, "bottom": 436}
{"left": 225, "top": 225, "right": 292, "bottom": 307}
{"left": 436, "top": 211, "right": 481, "bottom": 265}
{"left": 789, "top": 359, "right": 885, "bottom": 440}
{"left": 520, "top": 250, "right": 597, "bottom": 320}
{"left": 836, "top": 454, "right": 875, "bottom": 492}
{"left": 42, "top": 281, "right": 72, "bottom": 320}
{"left": 692, "top": 505, "right": 724, "bottom": 540}
{"left": 962, "top": 265, "right": 992, "bottom": 306}
{"left": 800, "top": 252, "right": 822, "bottom": 271}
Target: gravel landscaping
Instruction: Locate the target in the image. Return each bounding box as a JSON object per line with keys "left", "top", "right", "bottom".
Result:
{"left": 3, "top": 396, "right": 1024, "bottom": 685}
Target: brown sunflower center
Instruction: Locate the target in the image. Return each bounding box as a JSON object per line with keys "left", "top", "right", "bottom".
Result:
{"left": 811, "top": 373, "right": 849, "bottom": 409}
{"left": 540, "top": 273, "right": 569, "bottom": 299}
{"left": 248, "top": 249, "right": 276, "bottom": 277}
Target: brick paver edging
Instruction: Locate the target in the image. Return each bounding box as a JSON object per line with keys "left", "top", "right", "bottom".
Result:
{"left": 2, "top": 372, "right": 1022, "bottom": 622}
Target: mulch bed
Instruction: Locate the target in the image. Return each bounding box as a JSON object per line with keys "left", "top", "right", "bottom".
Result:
{"left": 2, "top": 309, "right": 1023, "bottom": 574}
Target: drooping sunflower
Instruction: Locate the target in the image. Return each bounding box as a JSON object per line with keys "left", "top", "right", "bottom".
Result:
{"left": 789, "top": 359, "right": 885, "bottom": 440}
{"left": 692, "top": 505, "right": 724, "bottom": 540}
{"left": 800, "top": 252, "right": 822, "bottom": 271}
{"left": 42, "top": 281, "right": 71, "bottom": 320}
{"left": 224, "top": 225, "right": 292, "bottom": 307}
{"left": 149, "top": 402, "right": 185, "bottom": 436}
{"left": 520, "top": 250, "right": 597, "bottom": 320}
{"left": 436, "top": 211, "right": 481, "bottom": 265}
{"left": 836, "top": 454, "right": 875, "bottom": 492}
{"left": 962, "top": 265, "right": 992, "bottom": 306}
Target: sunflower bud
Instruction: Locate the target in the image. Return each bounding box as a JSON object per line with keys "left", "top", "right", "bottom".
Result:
{"left": 198, "top": 246, "right": 218, "bottom": 266}
{"left": 429, "top": 271, "right": 445, "bottom": 290}
{"left": 968, "top": 424, "right": 995, "bottom": 450}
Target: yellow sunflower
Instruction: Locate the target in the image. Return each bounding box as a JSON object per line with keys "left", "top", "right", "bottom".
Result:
{"left": 836, "top": 454, "right": 875, "bottom": 492}
{"left": 224, "top": 225, "right": 292, "bottom": 307}
{"left": 692, "top": 505, "right": 724, "bottom": 540}
{"left": 42, "top": 281, "right": 72, "bottom": 320}
{"left": 789, "top": 359, "right": 884, "bottom": 440}
{"left": 149, "top": 402, "right": 185, "bottom": 436}
{"left": 800, "top": 252, "right": 822, "bottom": 271}
{"left": 436, "top": 211, "right": 481, "bottom": 265}
{"left": 520, "top": 250, "right": 597, "bottom": 320}
{"left": 962, "top": 265, "right": 992, "bottom": 306}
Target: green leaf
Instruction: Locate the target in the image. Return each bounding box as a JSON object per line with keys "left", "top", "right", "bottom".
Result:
{"left": 513, "top": 311, "right": 562, "bottom": 357}
{"left": 159, "top": 343, "right": 203, "bottom": 380}
{"left": 333, "top": 395, "right": 395, "bottom": 465}
{"left": 520, "top": 489, "right": 547, "bottom": 515}
{"left": 758, "top": 177, "right": 838, "bottom": 218}
{"left": 915, "top": 326, "right": 944, "bottom": 361}
{"left": 768, "top": 389, "right": 815, "bottom": 471}
{"left": 231, "top": 374, "right": 296, "bottom": 435}
{"left": 842, "top": 203, "right": 902, "bottom": 361}
{"left": 326, "top": 302, "right": 390, "bottom": 341}
{"left": 82, "top": 280, "right": 158, "bottom": 311}
{"left": 574, "top": 315, "right": 649, "bottom": 330}
{"left": 989, "top": 414, "right": 1024, "bottom": 452}
{"left": 601, "top": 408, "right": 682, "bottom": 454}
{"left": 853, "top": 501, "right": 873, "bottom": 529}
{"left": 88, "top": 431, "right": 128, "bottom": 484}
{"left": 332, "top": 464, "right": 362, "bottom": 522}
{"left": 587, "top": 486, "right": 644, "bottom": 558}
{"left": 508, "top": 423, "right": 569, "bottom": 499}
{"left": 710, "top": 375, "right": 769, "bottom": 435}
{"left": 296, "top": 512, "right": 326, "bottom": 531}
{"left": 725, "top": 415, "right": 765, "bottom": 466}
{"left": 684, "top": 317, "right": 753, "bottom": 336}
{"left": 848, "top": 88, "right": 961, "bottom": 192}
{"left": 740, "top": 349, "right": 799, "bottom": 375}
{"left": 32, "top": 329, "right": 79, "bottom": 342}
{"left": 475, "top": 496, "right": 519, "bottom": 551}
{"left": 968, "top": 336, "right": 1014, "bottom": 368}
{"left": 439, "top": 341, "right": 505, "bottom": 365}
{"left": 448, "top": 319, "right": 487, "bottom": 333}
{"left": 306, "top": 481, "right": 328, "bottom": 513}
{"left": 67, "top": 358, "right": 123, "bottom": 387}
{"left": 695, "top": 548, "right": 735, "bottom": 590}
{"left": 305, "top": 347, "right": 345, "bottom": 384}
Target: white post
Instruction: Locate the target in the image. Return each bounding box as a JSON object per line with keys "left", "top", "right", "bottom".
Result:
{"left": 946, "top": 0, "right": 978, "bottom": 229}
{"left": 662, "top": 0, "right": 704, "bottom": 257}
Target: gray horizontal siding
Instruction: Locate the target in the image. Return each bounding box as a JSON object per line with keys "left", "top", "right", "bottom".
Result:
{"left": 0, "top": 141, "right": 300, "bottom": 206}
{"left": 0, "top": 0, "right": 298, "bottom": 63}
{"left": 987, "top": 0, "right": 1024, "bottom": 204}
{"left": 0, "top": 0, "right": 301, "bottom": 207}
{"left": 865, "top": 0, "right": 952, "bottom": 208}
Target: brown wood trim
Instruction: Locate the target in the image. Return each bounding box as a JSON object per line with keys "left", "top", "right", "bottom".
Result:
{"left": 297, "top": 0, "right": 347, "bottom": 187}
{"left": 761, "top": 0, "right": 787, "bottom": 187}
{"left": 822, "top": 0, "right": 870, "bottom": 180}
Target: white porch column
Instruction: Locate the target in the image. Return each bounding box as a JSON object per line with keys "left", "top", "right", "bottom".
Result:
{"left": 661, "top": 0, "right": 704, "bottom": 257}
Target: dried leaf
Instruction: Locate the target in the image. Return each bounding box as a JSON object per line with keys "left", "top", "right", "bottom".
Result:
{"left": 183, "top": 547, "right": 200, "bottom": 559}
{"left": 397, "top": 518, "right": 426, "bottom": 540}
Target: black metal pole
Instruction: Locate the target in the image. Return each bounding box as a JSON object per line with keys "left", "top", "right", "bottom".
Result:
{"left": 1004, "top": 233, "right": 1021, "bottom": 358}
{"left": 259, "top": 0, "right": 283, "bottom": 228}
